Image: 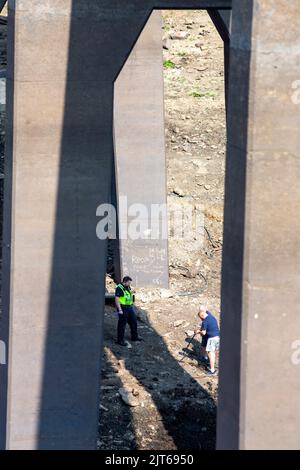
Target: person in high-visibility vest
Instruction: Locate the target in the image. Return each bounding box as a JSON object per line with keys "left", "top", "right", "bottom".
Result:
{"left": 115, "top": 276, "right": 143, "bottom": 346}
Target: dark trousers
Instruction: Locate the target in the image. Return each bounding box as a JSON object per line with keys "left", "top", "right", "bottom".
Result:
{"left": 117, "top": 306, "right": 138, "bottom": 342}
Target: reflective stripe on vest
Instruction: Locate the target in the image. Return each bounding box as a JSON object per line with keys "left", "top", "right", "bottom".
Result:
{"left": 117, "top": 284, "right": 133, "bottom": 306}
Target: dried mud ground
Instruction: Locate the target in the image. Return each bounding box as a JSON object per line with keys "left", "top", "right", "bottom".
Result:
{"left": 100, "top": 10, "right": 226, "bottom": 450}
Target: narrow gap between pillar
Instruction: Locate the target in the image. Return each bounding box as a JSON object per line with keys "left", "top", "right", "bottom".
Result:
{"left": 101, "top": 8, "right": 226, "bottom": 450}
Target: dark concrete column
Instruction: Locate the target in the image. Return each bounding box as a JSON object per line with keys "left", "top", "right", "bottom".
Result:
{"left": 114, "top": 11, "right": 169, "bottom": 288}
{"left": 217, "top": 0, "right": 300, "bottom": 449}
{"left": 0, "top": 1, "right": 116, "bottom": 450}
{"left": 207, "top": 9, "right": 231, "bottom": 110}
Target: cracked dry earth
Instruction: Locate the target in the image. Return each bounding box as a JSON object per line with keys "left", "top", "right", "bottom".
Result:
{"left": 99, "top": 10, "right": 226, "bottom": 450}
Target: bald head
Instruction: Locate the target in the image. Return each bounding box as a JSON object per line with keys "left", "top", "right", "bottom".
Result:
{"left": 198, "top": 305, "right": 208, "bottom": 320}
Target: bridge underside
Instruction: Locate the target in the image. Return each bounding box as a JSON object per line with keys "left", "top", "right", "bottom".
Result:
{"left": 1, "top": 0, "right": 300, "bottom": 450}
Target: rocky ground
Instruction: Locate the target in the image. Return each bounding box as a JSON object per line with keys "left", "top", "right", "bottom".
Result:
{"left": 0, "top": 7, "right": 226, "bottom": 450}
{"left": 100, "top": 11, "right": 226, "bottom": 450}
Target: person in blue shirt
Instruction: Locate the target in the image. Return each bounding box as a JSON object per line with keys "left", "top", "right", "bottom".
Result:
{"left": 194, "top": 305, "right": 220, "bottom": 376}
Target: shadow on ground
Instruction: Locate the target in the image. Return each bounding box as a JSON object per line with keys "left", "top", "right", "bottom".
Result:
{"left": 99, "top": 303, "right": 217, "bottom": 450}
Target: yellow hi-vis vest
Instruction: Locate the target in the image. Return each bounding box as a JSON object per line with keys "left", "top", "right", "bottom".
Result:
{"left": 117, "top": 284, "right": 134, "bottom": 306}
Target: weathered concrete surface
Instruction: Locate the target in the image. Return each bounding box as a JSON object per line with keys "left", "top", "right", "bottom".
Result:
{"left": 1, "top": 1, "right": 115, "bottom": 450}
{"left": 114, "top": 11, "right": 169, "bottom": 288}
{"left": 217, "top": 0, "right": 300, "bottom": 450}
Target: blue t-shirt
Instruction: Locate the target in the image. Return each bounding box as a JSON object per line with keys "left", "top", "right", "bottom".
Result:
{"left": 201, "top": 311, "right": 220, "bottom": 338}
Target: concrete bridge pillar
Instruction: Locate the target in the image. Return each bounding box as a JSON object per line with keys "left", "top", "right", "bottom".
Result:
{"left": 217, "top": 0, "right": 300, "bottom": 450}
{"left": 0, "top": 0, "right": 116, "bottom": 449}
{"left": 113, "top": 11, "right": 169, "bottom": 288}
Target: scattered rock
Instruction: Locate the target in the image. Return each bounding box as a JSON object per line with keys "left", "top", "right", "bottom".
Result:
{"left": 124, "top": 431, "right": 135, "bottom": 442}
{"left": 153, "top": 355, "right": 164, "bottom": 363}
{"left": 119, "top": 388, "right": 140, "bottom": 407}
{"left": 160, "top": 288, "right": 173, "bottom": 299}
{"left": 99, "top": 404, "right": 109, "bottom": 412}
{"left": 204, "top": 184, "right": 211, "bottom": 190}
{"left": 139, "top": 294, "right": 148, "bottom": 303}
{"left": 162, "top": 37, "right": 171, "bottom": 50}
{"left": 184, "top": 20, "right": 194, "bottom": 26}
{"left": 174, "top": 319, "right": 184, "bottom": 327}
{"left": 170, "top": 31, "right": 189, "bottom": 40}
{"left": 159, "top": 371, "right": 169, "bottom": 377}
{"left": 172, "top": 188, "right": 185, "bottom": 197}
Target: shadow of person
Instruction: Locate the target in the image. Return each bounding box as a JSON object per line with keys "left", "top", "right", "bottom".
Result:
{"left": 101, "top": 304, "right": 217, "bottom": 450}
{"left": 180, "top": 336, "right": 209, "bottom": 368}
{"left": 98, "top": 349, "right": 137, "bottom": 450}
